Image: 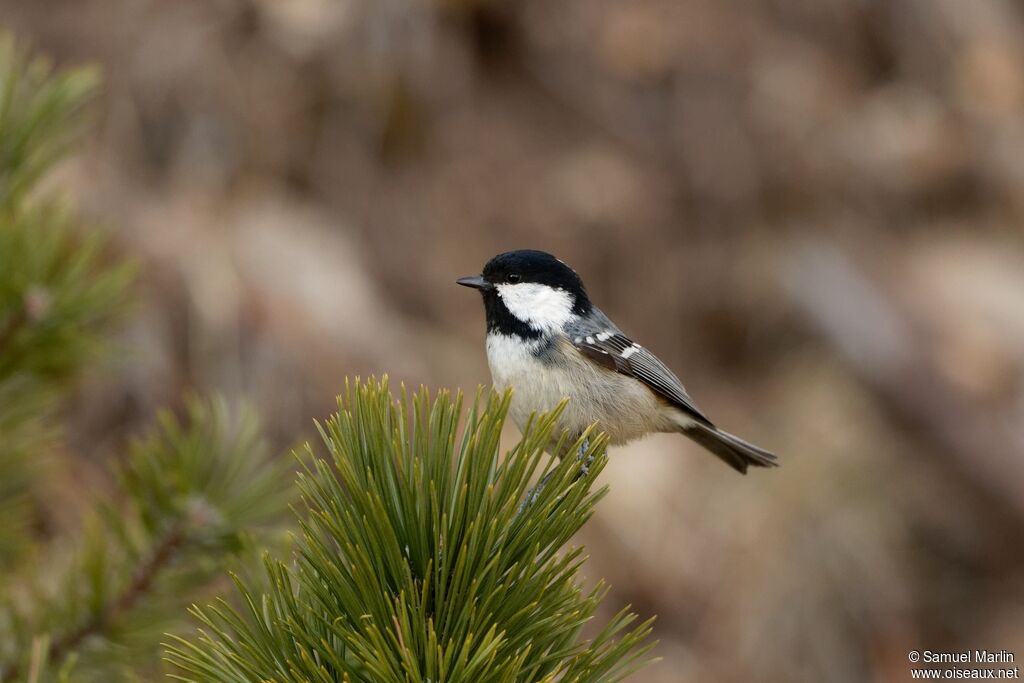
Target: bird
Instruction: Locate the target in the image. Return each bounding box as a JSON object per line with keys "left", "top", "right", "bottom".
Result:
{"left": 457, "top": 249, "right": 778, "bottom": 473}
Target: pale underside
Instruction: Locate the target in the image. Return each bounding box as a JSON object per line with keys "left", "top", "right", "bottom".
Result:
{"left": 485, "top": 333, "right": 694, "bottom": 447}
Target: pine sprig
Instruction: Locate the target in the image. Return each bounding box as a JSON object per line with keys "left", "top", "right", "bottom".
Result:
{"left": 0, "top": 33, "right": 131, "bottom": 572}
{"left": 0, "top": 399, "right": 295, "bottom": 683}
{"left": 0, "top": 378, "right": 54, "bottom": 569}
{"left": 167, "top": 377, "right": 656, "bottom": 683}
{"left": 0, "top": 32, "right": 99, "bottom": 213}
{"left": 0, "top": 196, "right": 135, "bottom": 384}
{"left": 0, "top": 30, "right": 129, "bottom": 390}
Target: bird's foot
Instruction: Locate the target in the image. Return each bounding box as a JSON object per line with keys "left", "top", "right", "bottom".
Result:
{"left": 518, "top": 469, "right": 555, "bottom": 515}
{"left": 576, "top": 438, "right": 593, "bottom": 477}
{"left": 517, "top": 437, "right": 594, "bottom": 515}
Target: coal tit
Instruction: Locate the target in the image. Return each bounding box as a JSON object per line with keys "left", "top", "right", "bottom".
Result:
{"left": 457, "top": 249, "right": 778, "bottom": 473}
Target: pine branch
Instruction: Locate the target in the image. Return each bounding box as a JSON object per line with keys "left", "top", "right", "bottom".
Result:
{"left": 0, "top": 32, "right": 127, "bottom": 385}
{"left": 0, "top": 399, "right": 295, "bottom": 683}
{"left": 0, "top": 34, "right": 129, "bottom": 572}
{"left": 0, "top": 302, "right": 27, "bottom": 358}
{"left": 108, "top": 521, "right": 186, "bottom": 618}
{"left": 0, "top": 33, "right": 299, "bottom": 683}
{"left": 0, "top": 525, "right": 184, "bottom": 683}
{"left": 167, "top": 377, "right": 657, "bottom": 683}
{"left": 0, "top": 32, "right": 99, "bottom": 213}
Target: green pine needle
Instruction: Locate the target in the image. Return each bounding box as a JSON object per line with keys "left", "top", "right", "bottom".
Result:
{"left": 0, "top": 398, "right": 295, "bottom": 683}
{"left": 0, "top": 32, "right": 132, "bottom": 572}
{"left": 167, "top": 377, "right": 657, "bottom": 683}
{"left": 0, "top": 32, "right": 100, "bottom": 213}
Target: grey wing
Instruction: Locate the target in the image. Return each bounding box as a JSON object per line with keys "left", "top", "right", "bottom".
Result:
{"left": 567, "top": 313, "right": 713, "bottom": 426}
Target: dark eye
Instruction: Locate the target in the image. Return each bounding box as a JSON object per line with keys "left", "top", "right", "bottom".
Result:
{"left": 508, "top": 273, "right": 522, "bottom": 283}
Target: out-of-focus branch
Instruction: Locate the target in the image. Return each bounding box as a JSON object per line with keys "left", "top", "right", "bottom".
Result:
{"left": 0, "top": 399, "right": 294, "bottom": 682}
{"left": 0, "top": 524, "right": 184, "bottom": 683}
{"left": 782, "top": 241, "right": 1024, "bottom": 521}
{"left": 0, "top": 306, "right": 27, "bottom": 361}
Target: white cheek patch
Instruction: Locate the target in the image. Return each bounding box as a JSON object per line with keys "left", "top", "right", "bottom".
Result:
{"left": 496, "top": 283, "right": 576, "bottom": 333}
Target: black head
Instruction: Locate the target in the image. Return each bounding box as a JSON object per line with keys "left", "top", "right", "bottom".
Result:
{"left": 457, "top": 250, "right": 592, "bottom": 337}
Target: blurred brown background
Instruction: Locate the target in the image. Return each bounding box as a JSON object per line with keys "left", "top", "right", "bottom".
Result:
{"left": 2, "top": 0, "right": 1024, "bottom": 681}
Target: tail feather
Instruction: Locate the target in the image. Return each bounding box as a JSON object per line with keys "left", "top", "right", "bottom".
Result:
{"left": 683, "top": 423, "right": 778, "bottom": 474}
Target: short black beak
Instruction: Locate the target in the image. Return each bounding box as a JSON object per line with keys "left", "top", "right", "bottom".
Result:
{"left": 456, "top": 275, "right": 491, "bottom": 291}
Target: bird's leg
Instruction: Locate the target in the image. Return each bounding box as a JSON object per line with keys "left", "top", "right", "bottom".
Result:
{"left": 518, "top": 436, "right": 593, "bottom": 514}
{"left": 518, "top": 469, "right": 556, "bottom": 514}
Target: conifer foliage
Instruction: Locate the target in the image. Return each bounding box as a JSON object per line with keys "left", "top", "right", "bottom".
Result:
{"left": 0, "top": 37, "right": 292, "bottom": 682}
{"left": 0, "top": 400, "right": 293, "bottom": 682}
{"left": 0, "top": 34, "right": 129, "bottom": 571}
{"left": 168, "top": 379, "right": 656, "bottom": 683}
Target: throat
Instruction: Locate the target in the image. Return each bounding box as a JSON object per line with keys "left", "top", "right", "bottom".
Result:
{"left": 485, "top": 332, "right": 551, "bottom": 388}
